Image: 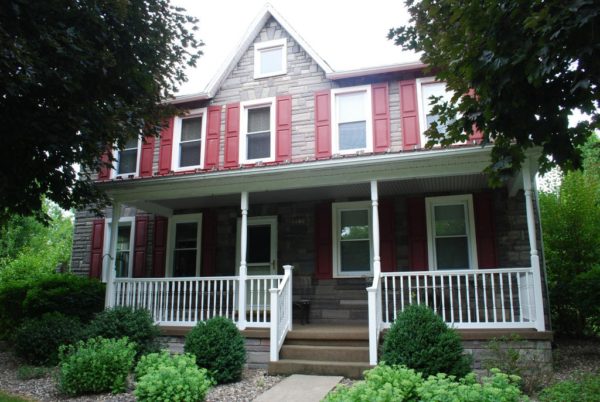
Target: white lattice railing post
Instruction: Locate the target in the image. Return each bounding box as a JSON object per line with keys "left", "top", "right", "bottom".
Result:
{"left": 367, "top": 272, "right": 381, "bottom": 365}
{"left": 269, "top": 286, "right": 279, "bottom": 361}
{"left": 238, "top": 192, "right": 249, "bottom": 330}
{"left": 284, "top": 265, "right": 293, "bottom": 332}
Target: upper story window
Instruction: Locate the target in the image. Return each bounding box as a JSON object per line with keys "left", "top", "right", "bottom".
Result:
{"left": 254, "top": 39, "right": 287, "bottom": 79}
{"left": 115, "top": 138, "right": 140, "bottom": 177}
{"left": 425, "top": 194, "right": 478, "bottom": 270}
{"left": 172, "top": 108, "right": 207, "bottom": 171}
{"left": 167, "top": 213, "right": 202, "bottom": 277}
{"left": 240, "top": 98, "right": 276, "bottom": 163}
{"left": 417, "top": 77, "right": 453, "bottom": 146}
{"left": 332, "top": 201, "right": 373, "bottom": 278}
{"left": 331, "top": 86, "right": 373, "bottom": 154}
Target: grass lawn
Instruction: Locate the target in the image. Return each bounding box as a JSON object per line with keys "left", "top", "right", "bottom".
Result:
{"left": 0, "top": 391, "right": 33, "bottom": 402}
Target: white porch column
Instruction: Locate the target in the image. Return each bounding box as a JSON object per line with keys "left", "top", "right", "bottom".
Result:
{"left": 237, "top": 191, "right": 249, "bottom": 330}
{"left": 522, "top": 164, "right": 546, "bottom": 332}
{"left": 105, "top": 201, "right": 122, "bottom": 308}
{"left": 371, "top": 180, "right": 381, "bottom": 276}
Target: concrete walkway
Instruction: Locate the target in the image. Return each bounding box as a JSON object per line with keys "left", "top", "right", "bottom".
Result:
{"left": 253, "top": 374, "right": 343, "bottom": 402}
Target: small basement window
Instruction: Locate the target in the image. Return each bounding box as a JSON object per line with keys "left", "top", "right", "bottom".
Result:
{"left": 254, "top": 39, "right": 287, "bottom": 79}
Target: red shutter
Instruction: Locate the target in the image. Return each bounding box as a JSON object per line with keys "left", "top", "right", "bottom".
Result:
{"left": 201, "top": 209, "right": 217, "bottom": 276}
{"left": 379, "top": 199, "right": 396, "bottom": 272}
{"left": 474, "top": 192, "right": 498, "bottom": 268}
{"left": 98, "top": 151, "right": 111, "bottom": 180}
{"left": 152, "top": 216, "right": 168, "bottom": 277}
{"left": 89, "top": 219, "right": 105, "bottom": 278}
{"left": 132, "top": 216, "right": 149, "bottom": 277}
{"left": 372, "top": 83, "right": 390, "bottom": 153}
{"left": 224, "top": 103, "right": 240, "bottom": 168}
{"left": 276, "top": 95, "right": 292, "bottom": 162}
{"left": 400, "top": 80, "right": 421, "bottom": 150}
{"left": 407, "top": 197, "right": 428, "bottom": 271}
{"left": 139, "top": 136, "right": 155, "bottom": 177}
{"left": 315, "top": 202, "right": 333, "bottom": 279}
{"left": 314, "top": 90, "right": 331, "bottom": 158}
{"left": 205, "top": 106, "right": 222, "bottom": 169}
{"left": 158, "top": 118, "right": 174, "bottom": 174}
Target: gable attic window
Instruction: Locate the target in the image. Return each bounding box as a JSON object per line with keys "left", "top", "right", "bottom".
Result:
{"left": 254, "top": 38, "right": 287, "bottom": 79}
{"left": 114, "top": 137, "right": 140, "bottom": 177}
{"left": 172, "top": 108, "right": 207, "bottom": 171}
{"left": 331, "top": 85, "right": 373, "bottom": 154}
{"left": 240, "top": 98, "right": 276, "bottom": 163}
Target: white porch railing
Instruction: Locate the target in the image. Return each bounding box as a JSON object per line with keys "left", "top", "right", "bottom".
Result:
{"left": 270, "top": 265, "right": 293, "bottom": 361}
{"left": 368, "top": 267, "right": 540, "bottom": 364}
{"left": 246, "top": 275, "right": 284, "bottom": 327}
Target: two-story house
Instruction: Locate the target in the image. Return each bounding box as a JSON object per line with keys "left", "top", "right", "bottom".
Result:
{"left": 71, "top": 5, "right": 552, "bottom": 377}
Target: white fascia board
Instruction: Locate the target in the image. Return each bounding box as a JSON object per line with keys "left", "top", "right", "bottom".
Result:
{"left": 327, "top": 62, "right": 427, "bottom": 80}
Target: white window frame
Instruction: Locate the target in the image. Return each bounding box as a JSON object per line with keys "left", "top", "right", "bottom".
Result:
{"left": 171, "top": 108, "right": 208, "bottom": 171}
{"left": 331, "top": 85, "right": 373, "bottom": 155}
{"left": 102, "top": 216, "right": 136, "bottom": 282}
{"left": 111, "top": 138, "right": 141, "bottom": 178}
{"left": 235, "top": 216, "right": 278, "bottom": 276}
{"left": 239, "top": 97, "right": 276, "bottom": 164}
{"left": 425, "top": 194, "right": 478, "bottom": 270}
{"left": 416, "top": 76, "right": 455, "bottom": 148}
{"left": 166, "top": 213, "right": 203, "bottom": 277}
{"left": 332, "top": 201, "right": 373, "bottom": 278}
{"left": 254, "top": 38, "right": 287, "bottom": 79}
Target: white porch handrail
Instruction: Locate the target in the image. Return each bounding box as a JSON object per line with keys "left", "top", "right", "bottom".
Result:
{"left": 367, "top": 271, "right": 383, "bottom": 365}
{"left": 270, "top": 265, "right": 294, "bottom": 361}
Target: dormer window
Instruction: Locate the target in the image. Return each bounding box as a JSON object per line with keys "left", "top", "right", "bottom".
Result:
{"left": 254, "top": 39, "right": 287, "bottom": 79}
{"left": 115, "top": 137, "right": 140, "bottom": 177}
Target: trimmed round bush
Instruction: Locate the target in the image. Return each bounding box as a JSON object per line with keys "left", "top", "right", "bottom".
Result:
{"left": 184, "top": 316, "right": 246, "bottom": 384}
{"left": 85, "top": 306, "right": 161, "bottom": 358}
{"left": 381, "top": 304, "right": 472, "bottom": 378}
{"left": 14, "top": 312, "right": 83, "bottom": 365}
{"left": 135, "top": 352, "right": 213, "bottom": 402}
{"left": 57, "top": 337, "right": 136, "bottom": 396}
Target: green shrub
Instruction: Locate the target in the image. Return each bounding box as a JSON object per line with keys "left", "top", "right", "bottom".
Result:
{"left": 184, "top": 316, "right": 246, "bottom": 384}
{"left": 14, "top": 312, "right": 83, "bottom": 365}
{"left": 57, "top": 337, "right": 136, "bottom": 396}
{"left": 325, "top": 366, "right": 526, "bottom": 402}
{"left": 538, "top": 373, "right": 600, "bottom": 402}
{"left": 134, "top": 352, "right": 213, "bottom": 402}
{"left": 381, "top": 304, "right": 472, "bottom": 378}
{"left": 16, "top": 365, "right": 52, "bottom": 380}
{"left": 85, "top": 306, "right": 161, "bottom": 359}
{"left": 0, "top": 280, "right": 31, "bottom": 340}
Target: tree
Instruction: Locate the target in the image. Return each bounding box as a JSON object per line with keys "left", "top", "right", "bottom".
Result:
{"left": 389, "top": 0, "right": 599, "bottom": 184}
{"left": 0, "top": 0, "right": 202, "bottom": 224}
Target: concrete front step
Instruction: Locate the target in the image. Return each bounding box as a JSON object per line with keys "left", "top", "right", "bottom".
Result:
{"left": 280, "top": 344, "right": 369, "bottom": 362}
{"left": 268, "top": 359, "right": 371, "bottom": 379}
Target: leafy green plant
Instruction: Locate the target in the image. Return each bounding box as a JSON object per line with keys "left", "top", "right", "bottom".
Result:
{"left": 14, "top": 312, "right": 83, "bottom": 365}
{"left": 381, "top": 304, "right": 472, "bottom": 378}
{"left": 57, "top": 337, "right": 136, "bottom": 396}
{"left": 184, "top": 316, "right": 246, "bottom": 384}
{"left": 538, "top": 373, "right": 600, "bottom": 402}
{"left": 0, "top": 390, "right": 34, "bottom": 401}
{"left": 134, "top": 352, "right": 213, "bottom": 402}
{"left": 85, "top": 306, "right": 161, "bottom": 359}
{"left": 0, "top": 280, "right": 31, "bottom": 340}
{"left": 16, "top": 365, "right": 52, "bottom": 380}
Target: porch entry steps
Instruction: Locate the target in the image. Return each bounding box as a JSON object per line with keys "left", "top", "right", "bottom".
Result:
{"left": 268, "top": 325, "right": 372, "bottom": 379}
{"left": 308, "top": 278, "right": 370, "bottom": 324}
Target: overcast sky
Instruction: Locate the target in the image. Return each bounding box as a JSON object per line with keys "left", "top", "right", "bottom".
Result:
{"left": 173, "top": 0, "right": 419, "bottom": 95}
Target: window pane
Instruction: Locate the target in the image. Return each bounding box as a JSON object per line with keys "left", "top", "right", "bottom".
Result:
{"left": 179, "top": 141, "right": 201, "bottom": 167}
{"left": 260, "top": 47, "right": 283, "bottom": 74}
{"left": 117, "top": 226, "right": 131, "bottom": 251}
{"left": 341, "top": 240, "right": 370, "bottom": 272}
{"left": 175, "top": 222, "right": 197, "bottom": 249}
{"left": 434, "top": 204, "right": 466, "bottom": 236}
{"left": 339, "top": 121, "right": 366, "bottom": 150}
{"left": 247, "top": 132, "right": 270, "bottom": 159}
{"left": 117, "top": 149, "right": 137, "bottom": 174}
{"left": 123, "top": 137, "right": 138, "bottom": 149}
{"left": 181, "top": 117, "right": 202, "bottom": 141}
{"left": 341, "top": 210, "right": 369, "bottom": 240}
{"left": 115, "top": 225, "right": 131, "bottom": 278}
{"left": 435, "top": 237, "right": 469, "bottom": 269}
{"left": 173, "top": 249, "right": 197, "bottom": 277}
{"left": 247, "top": 225, "right": 271, "bottom": 264}
{"left": 248, "top": 107, "right": 270, "bottom": 133}
{"left": 338, "top": 92, "right": 366, "bottom": 122}
{"left": 116, "top": 250, "right": 129, "bottom": 278}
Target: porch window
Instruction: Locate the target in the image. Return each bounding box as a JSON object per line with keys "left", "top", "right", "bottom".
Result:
{"left": 172, "top": 108, "right": 207, "bottom": 171}
{"left": 416, "top": 77, "right": 454, "bottom": 146}
{"left": 103, "top": 217, "right": 135, "bottom": 280}
{"left": 167, "top": 214, "right": 202, "bottom": 277}
{"left": 331, "top": 85, "right": 373, "bottom": 154}
{"left": 116, "top": 137, "right": 139, "bottom": 176}
{"left": 426, "top": 194, "right": 478, "bottom": 270}
{"left": 240, "top": 98, "right": 276, "bottom": 163}
{"left": 254, "top": 39, "right": 287, "bottom": 79}
{"left": 332, "top": 201, "right": 373, "bottom": 277}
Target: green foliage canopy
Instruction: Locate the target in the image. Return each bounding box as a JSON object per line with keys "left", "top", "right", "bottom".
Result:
{"left": 0, "top": 0, "right": 202, "bottom": 223}
{"left": 389, "top": 0, "right": 599, "bottom": 184}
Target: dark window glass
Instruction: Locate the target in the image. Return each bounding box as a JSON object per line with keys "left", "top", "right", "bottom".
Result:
{"left": 247, "top": 225, "right": 271, "bottom": 264}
